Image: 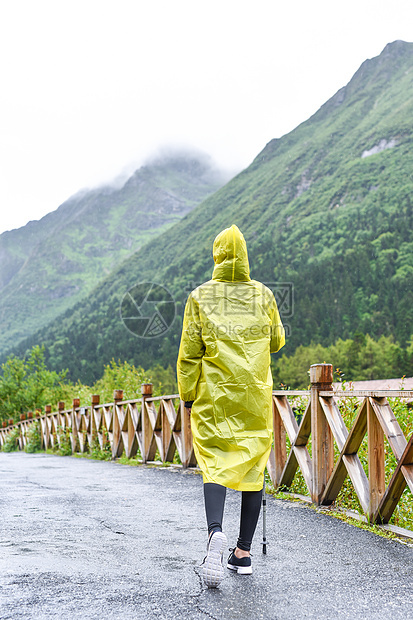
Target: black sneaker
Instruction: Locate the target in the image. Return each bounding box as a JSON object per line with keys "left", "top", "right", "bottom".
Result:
{"left": 227, "top": 549, "right": 252, "bottom": 575}
{"left": 201, "top": 531, "right": 228, "bottom": 588}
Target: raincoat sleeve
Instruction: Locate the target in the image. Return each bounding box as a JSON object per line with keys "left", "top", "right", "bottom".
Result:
{"left": 269, "top": 293, "right": 285, "bottom": 353}
{"left": 177, "top": 293, "right": 205, "bottom": 403}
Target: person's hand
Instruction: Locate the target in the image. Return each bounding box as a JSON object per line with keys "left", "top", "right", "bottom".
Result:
{"left": 184, "top": 401, "right": 193, "bottom": 415}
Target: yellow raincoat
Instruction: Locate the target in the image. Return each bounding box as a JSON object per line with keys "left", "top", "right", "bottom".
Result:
{"left": 177, "top": 225, "right": 285, "bottom": 491}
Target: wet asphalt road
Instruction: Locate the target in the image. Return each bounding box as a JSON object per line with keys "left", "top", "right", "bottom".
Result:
{"left": 0, "top": 453, "right": 412, "bottom": 620}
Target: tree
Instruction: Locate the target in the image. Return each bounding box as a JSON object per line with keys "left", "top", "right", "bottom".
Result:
{"left": 0, "top": 346, "right": 67, "bottom": 423}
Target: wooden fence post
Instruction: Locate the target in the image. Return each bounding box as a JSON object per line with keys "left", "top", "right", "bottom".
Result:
{"left": 310, "top": 363, "right": 334, "bottom": 503}
{"left": 54, "top": 401, "right": 63, "bottom": 450}
{"left": 71, "top": 398, "right": 80, "bottom": 453}
{"left": 58, "top": 398, "right": 64, "bottom": 425}
{"left": 181, "top": 400, "right": 194, "bottom": 468}
{"left": 91, "top": 394, "right": 100, "bottom": 447}
{"left": 57, "top": 401, "right": 65, "bottom": 431}
{"left": 272, "top": 396, "right": 287, "bottom": 484}
{"left": 367, "top": 398, "right": 385, "bottom": 521}
{"left": 56, "top": 401, "right": 65, "bottom": 448}
{"left": 141, "top": 383, "right": 153, "bottom": 463}
{"left": 112, "top": 390, "right": 124, "bottom": 458}
{"left": 43, "top": 405, "right": 51, "bottom": 450}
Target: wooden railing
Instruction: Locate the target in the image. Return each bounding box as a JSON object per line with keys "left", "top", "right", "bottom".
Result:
{"left": 1, "top": 364, "right": 412, "bottom": 529}
{"left": 0, "top": 384, "right": 196, "bottom": 467}
{"left": 269, "top": 364, "right": 413, "bottom": 527}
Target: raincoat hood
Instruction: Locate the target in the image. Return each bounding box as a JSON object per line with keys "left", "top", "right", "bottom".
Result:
{"left": 212, "top": 225, "right": 251, "bottom": 282}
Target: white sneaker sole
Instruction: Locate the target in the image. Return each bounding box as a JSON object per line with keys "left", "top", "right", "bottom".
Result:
{"left": 227, "top": 563, "right": 253, "bottom": 575}
{"left": 202, "top": 532, "right": 227, "bottom": 588}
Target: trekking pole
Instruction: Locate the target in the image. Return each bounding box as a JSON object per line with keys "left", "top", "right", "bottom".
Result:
{"left": 261, "top": 483, "right": 267, "bottom": 554}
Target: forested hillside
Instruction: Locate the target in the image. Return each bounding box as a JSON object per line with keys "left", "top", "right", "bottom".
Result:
{"left": 8, "top": 40, "right": 413, "bottom": 383}
{"left": 0, "top": 153, "right": 227, "bottom": 354}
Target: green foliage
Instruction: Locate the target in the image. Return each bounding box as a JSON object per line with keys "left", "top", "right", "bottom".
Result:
{"left": 55, "top": 426, "right": 72, "bottom": 456}
{"left": 146, "top": 364, "right": 178, "bottom": 395}
{"left": 90, "top": 431, "right": 112, "bottom": 460}
{"left": 2, "top": 426, "right": 20, "bottom": 452}
{"left": 117, "top": 450, "right": 142, "bottom": 466}
{"left": 273, "top": 333, "right": 413, "bottom": 389}
{"left": 0, "top": 349, "right": 177, "bottom": 423}
{"left": 0, "top": 345, "right": 67, "bottom": 424}
{"left": 25, "top": 421, "right": 42, "bottom": 453}
{"left": 90, "top": 359, "right": 150, "bottom": 403}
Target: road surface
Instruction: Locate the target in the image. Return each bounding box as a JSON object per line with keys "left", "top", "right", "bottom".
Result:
{"left": 0, "top": 452, "right": 412, "bottom": 619}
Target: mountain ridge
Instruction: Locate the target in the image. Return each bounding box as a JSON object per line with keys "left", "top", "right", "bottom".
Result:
{"left": 0, "top": 152, "right": 229, "bottom": 352}
{"left": 5, "top": 40, "right": 413, "bottom": 382}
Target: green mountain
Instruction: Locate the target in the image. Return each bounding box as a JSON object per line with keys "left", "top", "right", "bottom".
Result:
{"left": 9, "top": 40, "right": 413, "bottom": 383}
{"left": 0, "top": 153, "right": 228, "bottom": 353}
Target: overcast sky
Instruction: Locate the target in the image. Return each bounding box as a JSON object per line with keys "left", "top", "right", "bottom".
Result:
{"left": 1, "top": 0, "right": 412, "bottom": 234}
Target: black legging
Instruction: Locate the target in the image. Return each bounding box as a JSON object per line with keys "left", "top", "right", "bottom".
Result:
{"left": 203, "top": 482, "right": 263, "bottom": 551}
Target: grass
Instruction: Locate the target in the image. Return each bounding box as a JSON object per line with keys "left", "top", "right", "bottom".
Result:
{"left": 270, "top": 489, "right": 412, "bottom": 546}
{"left": 2, "top": 426, "right": 20, "bottom": 452}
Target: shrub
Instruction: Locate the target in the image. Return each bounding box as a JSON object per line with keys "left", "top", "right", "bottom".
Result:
{"left": 25, "top": 421, "right": 42, "bottom": 453}
{"left": 2, "top": 426, "right": 20, "bottom": 452}
{"left": 90, "top": 432, "right": 112, "bottom": 460}
{"left": 56, "top": 426, "right": 72, "bottom": 456}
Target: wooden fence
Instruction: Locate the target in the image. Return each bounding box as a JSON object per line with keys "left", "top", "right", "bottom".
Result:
{"left": 1, "top": 364, "right": 412, "bottom": 529}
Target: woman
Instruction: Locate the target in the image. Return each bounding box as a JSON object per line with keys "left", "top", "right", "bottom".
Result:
{"left": 177, "top": 224, "right": 285, "bottom": 588}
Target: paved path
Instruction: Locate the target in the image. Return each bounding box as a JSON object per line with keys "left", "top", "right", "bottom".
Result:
{"left": 0, "top": 453, "right": 412, "bottom": 620}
